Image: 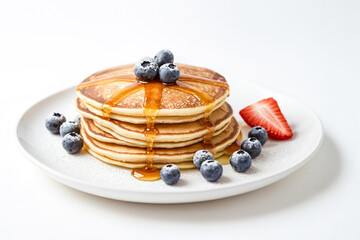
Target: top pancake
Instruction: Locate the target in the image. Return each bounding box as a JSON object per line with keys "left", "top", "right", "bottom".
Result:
{"left": 77, "top": 63, "right": 229, "bottom": 117}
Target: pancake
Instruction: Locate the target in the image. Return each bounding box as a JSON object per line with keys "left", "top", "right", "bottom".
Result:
{"left": 81, "top": 117, "right": 229, "bottom": 148}
{"left": 81, "top": 117, "right": 240, "bottom": 168}
{"left": 76, "top": 62, "right": 238, "bottom": 176}
{"left": 76, "top": 63, "right": 229, "bottom": 118}
{"left": 86, "top": 148, "right": 196, "bottom": 169}
{"left": 76, "top": 98, "right": 233, "bottom": 143}
{"left": 83, "top": 101, "right": 220, "bottom": 124}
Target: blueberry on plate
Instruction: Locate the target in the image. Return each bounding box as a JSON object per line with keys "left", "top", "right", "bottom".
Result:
{"left": 134, "top": 57, "right": 159, "bottom": 81}
{"left": 59, "top": 121, "right": 80, "bottom": 137}
{"left": 200, "top": 160, "right": 223, "bottom": 182}
{"left": 154, "top": 49, "right": 174, "bottom": 67}
{"left": 230, "top": 150, "right": 252, "bottom": 172}
{"left": 193, "top": 150, "right": 214, "bottom": 169}
{"left": 241, "top": 137, "right": 262, "bottom": 159}
{"left": 248, "top": 126, "right": 268, "bottom": 145}
{"left": 62, "top": 132, "right": 83, "bottom": 154}
{"left": 159, "top": 63, "right": 180, "bottom": 84}
{"left": 45, "top": 112, "right": 66, "bottom": 134}
{"left": 160, "top": 164, "right": 180, "bottom": 185}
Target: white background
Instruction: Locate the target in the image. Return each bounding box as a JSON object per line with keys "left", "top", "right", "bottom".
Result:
{"left": 1, "top": 0, "right": 360, "bottom": 239}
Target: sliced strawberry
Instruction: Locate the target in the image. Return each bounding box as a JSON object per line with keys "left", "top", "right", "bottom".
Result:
{"left": 239, "top": 98, "right": 293, "bottom": 140}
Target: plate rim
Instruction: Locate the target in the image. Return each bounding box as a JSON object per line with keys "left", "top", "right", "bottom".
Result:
{"left": 16, "top": 84, "right": 324, "bottom": 201}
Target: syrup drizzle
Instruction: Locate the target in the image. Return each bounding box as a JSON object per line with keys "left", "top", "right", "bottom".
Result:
{"left": 131, "top": 82, "right": 164, "bottom": 181}
{"left": 76, "top": 75, "right": 137, "bottom": 91}
{"left": 224, "top": 130, "right": 243, "bottom": 156}
{"left": 77, "top": 69, "right": 230, "bottom": 181}
{"left": 170, "top": 81, "right": 216, "bottom": 151}
{"left": 216, "top": 131, "right": 243, "bottom": 165}
{"left": 178, "top": 74, "right": 229, "bottom": 93}
{"left": 102, "top": 81, "right": 143, "bottom": 118}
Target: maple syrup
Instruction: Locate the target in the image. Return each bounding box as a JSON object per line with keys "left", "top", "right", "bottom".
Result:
{"left": 77, "top": 75, "right": 137, "bottom": 91}
{"left": 77, "top": 69, "right": 230, "bottom": 181}
{"left": 131, "top": 82, "right": 164, "bottom": 181}
{"left": 131, "top": 166, "right": 161, "bottom": 181}
{"left": 224, "top": 130, "right": 243, "bottom": 155}
{"left": 102, "top": 81, "right": 142, "bottom": 118}
{"left": 216, "top": 131, "right": 243, "bottom": 165}
{"left": 200, "top": 118, "right": 216, "bottom": 150}
{"left": 170, "top": 81, "right": 217, "bottom": 151}
{"left": 177, "top": 73, "right": 229, "bottom": 152}
{"left": 178, "top": 74, "right": 229, "bottom": 93}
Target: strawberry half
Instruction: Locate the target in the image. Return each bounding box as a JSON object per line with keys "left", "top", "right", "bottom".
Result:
{"left": 239, "top": 98, "right": 293, "bottom": 140}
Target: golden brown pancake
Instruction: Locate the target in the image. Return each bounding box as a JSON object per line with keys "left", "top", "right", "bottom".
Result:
{"left": 76, "top": 98, "right": 233, "bottom": 143}
{"left": 76, "top": 63, "right": 229, "bottom": 118}
{"left": 86, "top": 148, "right": 197, "bottom": 169}
{"left": 81, "top": 117, "right": 229, "bottom": 148}
{"left": 83, "top": 101, "right": 221, "bottom": 124}
{"left": 81, "top": 117, "right": 240, "bottom": 168}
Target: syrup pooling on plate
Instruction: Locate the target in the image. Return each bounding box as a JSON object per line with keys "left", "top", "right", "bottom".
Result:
{"left": 76, "top": 68, "right": 229, "bottom": 181}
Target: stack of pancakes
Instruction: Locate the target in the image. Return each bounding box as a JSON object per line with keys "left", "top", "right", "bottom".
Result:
{"left": 76, "top": 64, "right": 240, "bottom": 169}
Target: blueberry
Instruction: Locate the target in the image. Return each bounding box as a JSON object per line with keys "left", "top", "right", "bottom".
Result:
{"left": 45, "top": 112, "right": 66, "bottom": 134}
{"left": 159, "top": 63, "right": 180, "bottom": 84}
{"left": 62, "top": 132, "right": 83, "bottom": 154}
{"left": 160, "top": 164, "right": 180, "bottom": 185}
{"left": 154, "top": 49, "right": 174, "bottom": 66}
{"left": 248, "top": 126, "right": 268, "bottom": 145}
{"left": 59, "top": 121, "right": 80, "bottom": 137}
{"left": 134, "top": 57, "right": 159, "bottom": 81}
{"left": 200, "top": 160, "right": 223, "bottom": 182}
{"left": 193, "top": 150, "right": 214, "bottom": 169}
{"left": 230, "top": 150, "right": 252, "bottom": 172}
{"left": 241, "top": 137, "right": 262, "bottom": 159}
{"left": 73, "top": 115, "right": 81, "bottom": 124}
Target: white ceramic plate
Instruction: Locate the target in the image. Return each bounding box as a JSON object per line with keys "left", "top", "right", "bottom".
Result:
{"left": 16, "top": 82, "right": 323, "bottom": 204}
